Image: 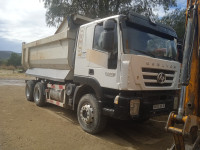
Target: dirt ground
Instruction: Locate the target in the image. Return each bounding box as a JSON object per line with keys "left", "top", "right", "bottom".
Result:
{"left": 0, "top": 69, "right": 33, "bottom": 80}
{"left": 0, "top": 73, "right": 174, "bottom": 150}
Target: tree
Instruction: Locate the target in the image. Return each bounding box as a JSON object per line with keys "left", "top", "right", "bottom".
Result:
{"left": 0, "top": 59, "right": 7, "bottom": 66}
{"left": 160, "top": 8, "right": 186, "bottom": 40}
{"left": 7, "top": 53, "right": 21, "bottom": 67}
{"left": 42, "top": 0, "right": 177, "bottom": 27}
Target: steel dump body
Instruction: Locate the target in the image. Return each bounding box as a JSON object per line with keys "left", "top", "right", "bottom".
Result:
{"left": 22, "top": 31, "right": 75, "bottom": 70}
{"left": 22, "top": 15, "right": 93, "bottom": 81}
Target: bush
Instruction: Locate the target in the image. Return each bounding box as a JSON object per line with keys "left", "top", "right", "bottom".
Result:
{"left": 0, "top": 65, "right": 15, "bottom": 70}
{"left": 6, "top": 65, "right": 16, "bottom": 70}
{"left": 7, "top": 53, "right": 21, "bottom": 67}
{"left": 0, "top": 60, "right": 8, "bottom": 66}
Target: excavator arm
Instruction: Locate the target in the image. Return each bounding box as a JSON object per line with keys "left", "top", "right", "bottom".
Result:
{"left": 166, "top": 0, "right": 200, "bottom": 149}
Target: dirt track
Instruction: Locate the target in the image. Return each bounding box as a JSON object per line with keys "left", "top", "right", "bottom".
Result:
{"left": 0, "top": 79, "right": 173, "bottom": 150}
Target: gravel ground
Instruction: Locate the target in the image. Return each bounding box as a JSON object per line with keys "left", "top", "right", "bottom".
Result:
{"left": 0, "top": 79, "right": 174, "bottom": 150}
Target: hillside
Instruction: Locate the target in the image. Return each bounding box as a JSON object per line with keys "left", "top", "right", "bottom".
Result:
{"left": 0, "top": 51, "right": 21, "bottom": 60}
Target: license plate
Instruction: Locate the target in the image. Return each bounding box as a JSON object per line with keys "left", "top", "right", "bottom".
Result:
{"left": 153, "top": 104, "right": 165, "bottom": 110}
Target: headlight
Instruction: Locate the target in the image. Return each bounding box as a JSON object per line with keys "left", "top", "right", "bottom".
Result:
{"left": 114, "top": 95, "right": 119, "bottom": 104}
{"left": 130, "top": 99, "right": 140, "bottom": 116}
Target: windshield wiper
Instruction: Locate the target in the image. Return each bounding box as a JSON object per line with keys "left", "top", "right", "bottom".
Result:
{"left": 131, "top": 49, "right": 155, "bottom": 58}
{"left": 157, "top": 55, "right": 176, "bottom": 61}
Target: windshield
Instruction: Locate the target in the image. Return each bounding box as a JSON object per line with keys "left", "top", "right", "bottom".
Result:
{"left": 122, "top": 22, "right": 177, "bottom": 61}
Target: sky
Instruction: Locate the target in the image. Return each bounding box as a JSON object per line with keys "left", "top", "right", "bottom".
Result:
{"left": 0, "top": 0, "right": 186, "bottom": 53}
{"left": 0, "top": 0, "right": 56, "bottom": 53}
{"left": 155, "top": 0, "right": 186, "bottom": 18}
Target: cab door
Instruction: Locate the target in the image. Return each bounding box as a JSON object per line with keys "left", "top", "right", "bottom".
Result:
{"left": 87, "top": 19, "right": 119, "bottom": 89}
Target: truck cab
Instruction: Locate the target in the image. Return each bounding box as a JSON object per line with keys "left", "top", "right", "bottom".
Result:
{"left": 74, "top": 13, "right": 180, "bottom": 120}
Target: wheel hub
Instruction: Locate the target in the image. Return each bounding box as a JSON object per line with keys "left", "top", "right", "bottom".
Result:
{"left": 80, "top": 104, "right": 94, "bottom": 124}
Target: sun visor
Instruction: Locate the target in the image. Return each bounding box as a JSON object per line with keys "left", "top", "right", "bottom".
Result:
{"left": 127, "top": 13, "right": 177, "bottom": 38}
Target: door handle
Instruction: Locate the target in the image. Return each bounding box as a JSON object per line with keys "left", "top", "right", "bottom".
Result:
{"left": 89, "top": 69, "right": 94, "bottom": 75}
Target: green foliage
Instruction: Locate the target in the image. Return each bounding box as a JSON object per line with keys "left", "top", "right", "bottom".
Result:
{"left": 42, "top": 0, "right": 177, "bottom": 27}
{"left": 43, "top": 0, "right": 186, "bottom": 43}
{"left": 160, "top": 8, "right": 186, "bottom": 40}
{"left": 0, "top": 59, "right": 8, "bottom": 66}
{"left": 7, "top": 53, "right": 21, "bottom": 67}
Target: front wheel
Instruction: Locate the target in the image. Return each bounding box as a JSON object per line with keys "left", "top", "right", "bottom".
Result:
{"left": 77, "top": 94, "right": 107, "bottom": 134}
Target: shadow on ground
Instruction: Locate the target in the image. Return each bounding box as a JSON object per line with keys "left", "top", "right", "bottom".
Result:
{"left": 43, "top": 103, "right": 173, "bottom": 150}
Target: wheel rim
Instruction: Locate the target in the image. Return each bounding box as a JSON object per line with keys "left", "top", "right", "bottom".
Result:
{"left": 35, "top": 88, "right": 40, "bottom": 102}
{"left": 26, "top": 86, "right": 30, "bottom": 98}
{"left": 80, "top": 103, "right": 94, "bottom": 124}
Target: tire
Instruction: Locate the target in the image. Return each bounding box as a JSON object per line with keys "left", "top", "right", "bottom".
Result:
{"left": 77, "top": 94, "right": 107, "bottom": 134}
{"left": 25, "top": 80, "right": 35, "bottom": 101}
{"left": 34, "top": 82, "right": 46, "bottom": 107}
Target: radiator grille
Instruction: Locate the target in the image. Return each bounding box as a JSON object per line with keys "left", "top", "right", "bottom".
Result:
{"left": 142, "top": 68, "right": 175, "bottom": 87}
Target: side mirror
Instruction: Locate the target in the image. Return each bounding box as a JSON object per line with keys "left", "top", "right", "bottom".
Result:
{"left": 103, "top": 19, "right": 115, "bottom": 30}
{"left": 102, "top": 31, "right": 114, "bottom": 52}
{"left": 102, "top": 19, "right": 115, "bottom": 52}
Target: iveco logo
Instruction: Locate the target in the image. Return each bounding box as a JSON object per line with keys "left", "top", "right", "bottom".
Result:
{"left": 157, "top": 72, "right": 166, "bottom": 84}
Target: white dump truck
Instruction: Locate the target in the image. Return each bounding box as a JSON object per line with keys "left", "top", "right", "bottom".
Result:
{"left": 22, "top": 13, "right": 180, "bottom": 134}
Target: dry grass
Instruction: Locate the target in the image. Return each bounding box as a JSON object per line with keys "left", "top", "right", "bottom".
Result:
{"left": 0, "top": 65, "right": 16, "bottom": 70}
{"left": 0, "top": 69, "right": 34, "bottom": 79}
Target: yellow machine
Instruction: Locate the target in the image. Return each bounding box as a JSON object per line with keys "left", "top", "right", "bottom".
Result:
{"left": 165, "top": 0, "right": 200, "bottom": 149}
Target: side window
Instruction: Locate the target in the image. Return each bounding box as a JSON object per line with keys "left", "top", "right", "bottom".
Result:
{"left": 93, "top": 22, "right": 118, "bottom": 52}
{"left": 93, "top": 23, "right": 105, "bottom": 51}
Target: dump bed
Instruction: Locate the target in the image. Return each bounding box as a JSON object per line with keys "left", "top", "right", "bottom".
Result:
{"left": 22, "top": 30, "right": 76, "bottom": 70}
{"left": 22, "top": 15, "right": 93, "bottom": 82}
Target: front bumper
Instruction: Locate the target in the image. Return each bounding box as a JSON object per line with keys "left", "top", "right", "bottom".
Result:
{"left": 103, "top": 90, "right": 178, "bottom": 120}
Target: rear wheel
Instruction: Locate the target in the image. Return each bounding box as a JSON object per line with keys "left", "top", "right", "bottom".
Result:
{"left": 25, "top": 80, "right": 35, "bottom": 101}
{"left": 34, "top": 82, "right": 46, "bottom": 107}
{"left": 77, "top": 94, "right": 107, "bottom": 134}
